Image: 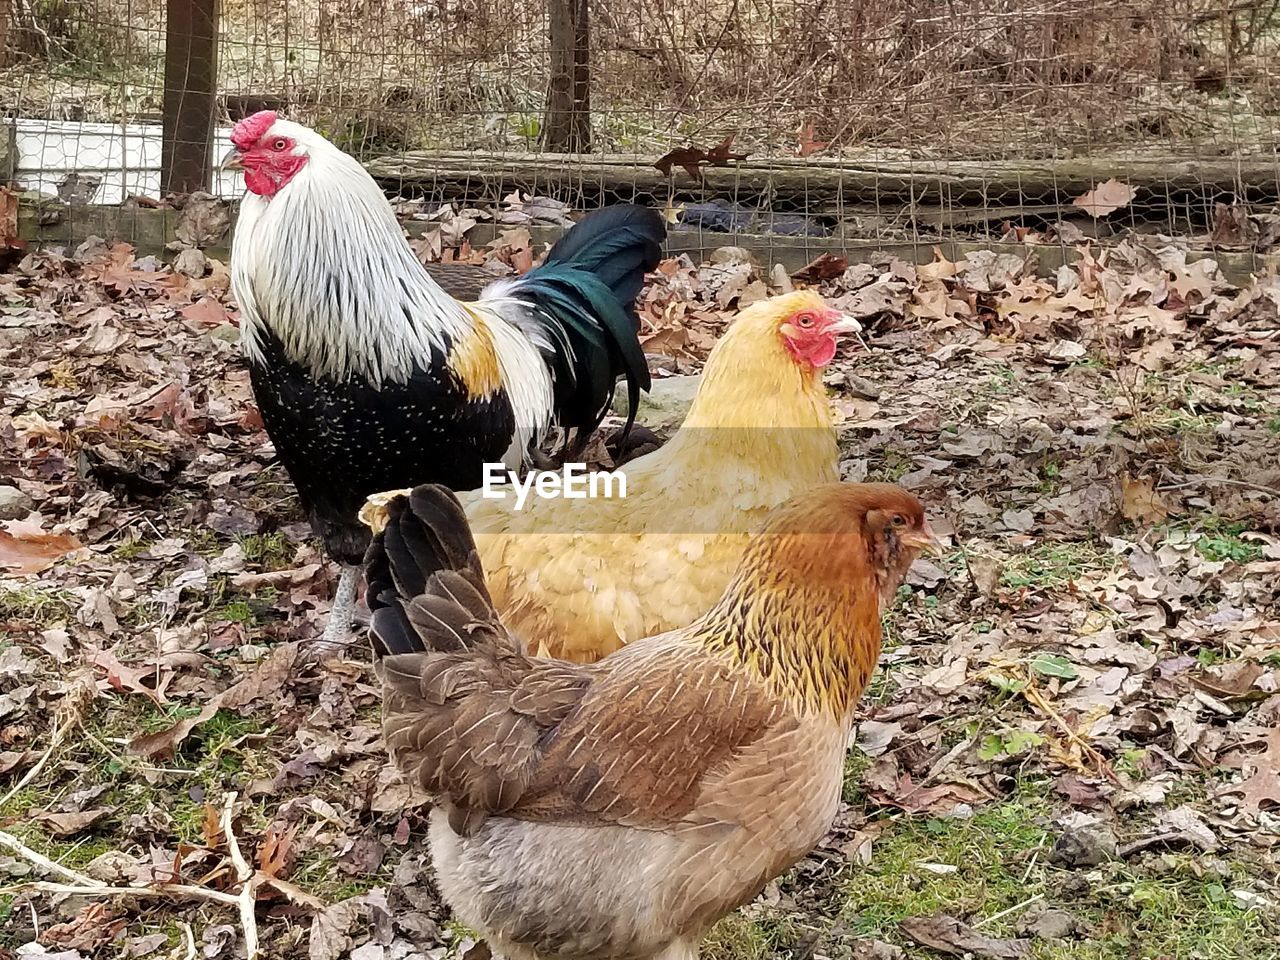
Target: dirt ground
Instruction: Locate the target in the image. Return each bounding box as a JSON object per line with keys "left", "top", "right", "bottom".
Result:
{"left": 1, "top": 217, "right": 1279, "bottom": 959}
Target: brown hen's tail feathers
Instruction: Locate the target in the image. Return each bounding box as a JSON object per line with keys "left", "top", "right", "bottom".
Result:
{"left": 365, "top": 484, "right": 498, "bottom": 658}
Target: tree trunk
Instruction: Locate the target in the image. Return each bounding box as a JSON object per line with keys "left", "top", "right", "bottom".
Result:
{"left": 542, "top": 0, "right": 591, "bottom": 153}
{"left": 161, "top": 0, "right": 220, "bottom": 195}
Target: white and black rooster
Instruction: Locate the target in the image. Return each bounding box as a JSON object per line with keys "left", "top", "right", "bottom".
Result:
{"left": 223, "top": 111, "right": 661, "bottom": 648}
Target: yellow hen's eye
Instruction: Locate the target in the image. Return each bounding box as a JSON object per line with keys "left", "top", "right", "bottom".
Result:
{"left": 796, "top": 313, "right": 815, "bottom": 328}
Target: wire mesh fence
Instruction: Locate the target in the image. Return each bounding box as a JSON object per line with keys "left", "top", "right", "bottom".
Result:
{"left": 5, "top": 0, "right": 1280, "bottom": 255}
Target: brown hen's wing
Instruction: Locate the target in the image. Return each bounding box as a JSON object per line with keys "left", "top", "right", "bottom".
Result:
{"left": 512, "top": 648, "right": 791, "bottom": 827}
{"left": 370, "top": 485, "right": 790, "bottom": 837}
{"left": 380, "top": 639, "right": 788, "bottom": 836}
{"left": 366, "top": 484, "right": 494, "bottom": 657}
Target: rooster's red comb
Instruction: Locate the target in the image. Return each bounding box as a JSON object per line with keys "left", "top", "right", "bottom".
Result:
{"left": 231, "top": 110, "right": 277, "bottom": 150}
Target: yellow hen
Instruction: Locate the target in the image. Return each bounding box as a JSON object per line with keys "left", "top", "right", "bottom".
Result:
{"left": 365, "top": 289, "right": 859, "bottom": 662}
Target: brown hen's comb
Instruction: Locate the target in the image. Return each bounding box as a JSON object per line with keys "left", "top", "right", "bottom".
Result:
{"left": 231, "top": 110, "right": 278, "bottom": 150}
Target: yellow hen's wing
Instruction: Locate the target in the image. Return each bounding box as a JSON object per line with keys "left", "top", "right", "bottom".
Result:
{"left": 461, "top": 449, "right": 789, "bottom": 661}
{"left": 476, "top": 529, "right": 753, "bottom": 661}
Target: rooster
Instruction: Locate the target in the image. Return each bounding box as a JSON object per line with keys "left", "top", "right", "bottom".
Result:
{"left": 222, "top": 111, "right": 661, "bottom": 647}
{"left": 366, "top": 482, "right": 940, "bottom": 960}
{"left": 363, "top": 288, "right": 860, "bottom": 662}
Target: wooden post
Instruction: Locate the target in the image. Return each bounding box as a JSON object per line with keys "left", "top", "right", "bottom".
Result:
{"left": 0, "top": 0, "right": 12, "bottom": 69}
{"left": 542, "top": 0, "right": 591, "bottom": 153}
{"left": 161, "top": 0, "right": 219, "bottom": 195}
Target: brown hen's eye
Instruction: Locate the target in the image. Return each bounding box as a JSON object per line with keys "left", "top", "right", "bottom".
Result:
{"left": 891, "top": 515, "right": 906, "bottom": 527}
{"left": 272, "top": 138, "right": 288, "bottom": 151}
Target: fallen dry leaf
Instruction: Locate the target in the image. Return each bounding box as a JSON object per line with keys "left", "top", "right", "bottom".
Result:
{"left": 792, "top": 253, "right": 848, "bottom": 283}
{"left": 1073, "top": 178, "right": 1137, "bottom": 218}
{"left": 258, "top": 822, "right": 299, "bottom": 879}
{"left": 796, "top": 119, "right": 829, "bottom": 158}
{"left": 127, "top": 701, "right": 219, "bottom": 759}
{"left": 309, "top": 896, "right": 364, "bottom": 960}
{"left": 181, "top": 296, "right": 231, "bottom": 326}
{"left": 1121, "top": 473, "right": 1171, "bottom": 525}
{"left": 1, "top": 186, "right": 22, "bottom": 253}
{"left": 90, "top": 649, "right": 172, "bottom": 705}
{"left": 654, "top": 135, "right": 749, "bottom": 180}
{"left": 218, "top": 642, "right": 298, "bottom": 710}
{"left": 34, "top": 807, "right": 114, "bottom": 836}
{"left": 0, "top": 527, "right": 82, "bottom": 574}
{"left": 1219, "top": 727, "right": 1280, "bottom": 814}
{"left": 901, "top": 914, "right": 1030, "bottom": 958}
{"left": 0, "top": 749, "right": 41, "bottom": 774}
{"left": 43, "top": 902, "right": 126, "bottom": 952}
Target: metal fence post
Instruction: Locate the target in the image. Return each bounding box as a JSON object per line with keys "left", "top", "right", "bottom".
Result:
{"left": 161, "top": 0, "right": 219, "bottom": 195}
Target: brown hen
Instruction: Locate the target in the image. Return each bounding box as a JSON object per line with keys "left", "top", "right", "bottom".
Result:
{"left": 365, "top": 482, "right": 939, "bottom": 960}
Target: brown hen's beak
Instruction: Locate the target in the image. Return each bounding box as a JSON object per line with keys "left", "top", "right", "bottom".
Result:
{"left": 219, "top": 146, "right": 243, "bottom": 172}
{"left": 902, "top": 521, "right": 946, "bottom": 558}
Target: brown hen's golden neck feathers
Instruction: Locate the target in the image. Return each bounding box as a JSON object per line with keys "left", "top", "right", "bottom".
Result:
{"left": 698, "top": 483, "right": 931, "bottom": 722}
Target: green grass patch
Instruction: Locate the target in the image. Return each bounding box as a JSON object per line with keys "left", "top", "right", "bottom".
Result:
{"left": 1057, "top": 857, "right": 1274, "bottom": 960}
{"left": 1164, "top": 516, "right": 1267, "bottom": 566}
{"left": 1001, "top": 541, "right": 1113, "bottom": 590}
{"left": 704, "top": 911, "right": 801, "bottom": 960}
{"left": 112, "top": 536, "right": 150, "bottom": 560}
{"left": 841, "top": 793, "right": 1052, "bottom": 940}
{"left": 843, "top": 749, "right": 874, "bottom": 806}
{"left": 1144, "top": 409, "right": 1217, "bottom": 438}
{"left": 0, "top": 584, "right": 76, "bottom": 625}
{"left": 236, "top": 531, "right": 293, "bottom": 570}
{"left": 828, "top": 784, "right": 1275, "bottom": 960}
{"left": 210, "top": 586, "right": 280, "bottom": 627}
{"left": 216, "top": 599, "right": 257, "bottom": 624}
{"left": 982, "top": 363, "right": 1021, "bottom": 396}
{"left": 1194, "top": 533, "right": 1264, "bottom": 565}
{"left": 868, "top": 449, "right": 913, "bottom": 483}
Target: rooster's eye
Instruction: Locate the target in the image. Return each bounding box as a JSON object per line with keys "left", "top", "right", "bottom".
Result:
{"left": 272, "top": 138, "right": 288, "bottom": 151}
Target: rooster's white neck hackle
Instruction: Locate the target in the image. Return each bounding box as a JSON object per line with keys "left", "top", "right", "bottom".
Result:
{"left": 229, "top": 119, "right": 554, "bottom": 453}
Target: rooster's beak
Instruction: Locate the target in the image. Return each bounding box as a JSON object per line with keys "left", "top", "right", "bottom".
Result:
{"left": 902, "top": 521, "right": 946, "bottom": 558}
{"left": 219, "top": 146, "right": 243, "bottom": 172}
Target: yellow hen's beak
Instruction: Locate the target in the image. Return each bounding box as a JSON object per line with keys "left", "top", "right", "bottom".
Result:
{"left": 828, "top": 315, "right": 863, "bottom": 335}
{"left": 901, "top": 520, "right": 946, "bottom": 558}
{"left": 219, "top": 146, "right": 244, "bottom": 172}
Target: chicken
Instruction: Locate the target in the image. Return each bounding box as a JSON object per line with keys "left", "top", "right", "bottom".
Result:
{"left": 364, "top": 481, "right": 940, "bottom": 960}
{"left": 363, "top": 289, "right": 860, "bottom": 662}
{"left": 222, "top": 110, "right": 662, "bottom": 646}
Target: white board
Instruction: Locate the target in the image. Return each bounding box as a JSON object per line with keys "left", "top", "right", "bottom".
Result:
{"left": 10, "top": 118, "right": 242, "bottom": 204}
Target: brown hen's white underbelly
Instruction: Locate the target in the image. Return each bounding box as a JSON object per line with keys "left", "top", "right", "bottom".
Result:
{"left": 428, "top": 718, "right": 848, "bottom": 960}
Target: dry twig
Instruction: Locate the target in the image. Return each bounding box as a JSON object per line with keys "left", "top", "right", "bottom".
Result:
{"left": 0, "top": 793, "right": 262, "bottom": 958}
{"left": 221, "top": 791, "right": 261, "bottom": 960}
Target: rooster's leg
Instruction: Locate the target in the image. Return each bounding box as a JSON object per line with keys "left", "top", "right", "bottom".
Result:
{"left": 312, "top": 564, "right": 360, "bottom": 655}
